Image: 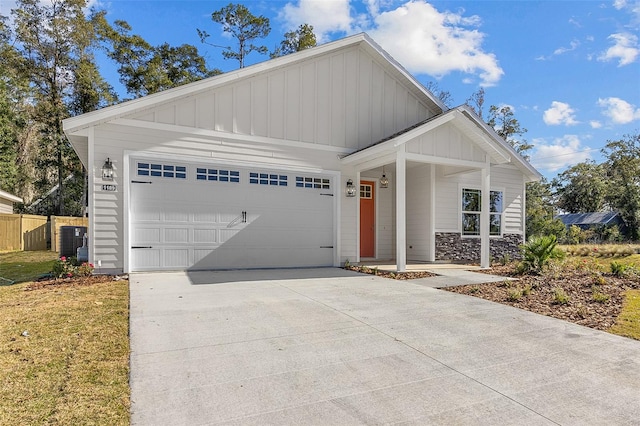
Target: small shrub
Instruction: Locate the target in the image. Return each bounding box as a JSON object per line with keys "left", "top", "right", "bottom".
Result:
{"left": 520, "top": 235, "right": 565, "bottom": 274}
{"left": 51, "top": 256, "right": 94, "bottom": 279}
{"left": 507, "top": 288, "right": 523, "bottom": 302}
{"left": 522, "top": 284, "right": 532, "bottom": 296}
{"left": 469, "top": 286, "right": 480, "bottom": 294}
{"left": 610, "top": 261, "right": 628, "bottom": 277}
{"left": 499, "top": 253, "right": 512, "bottom": 266}
{"left": 499, "top": 279, "right": 513, "bottom": 288}
{"left": 77, "top": 262, "right": 95, "bottom": 277}
{"left": 51, "top": 256, "right": 76, "bottom": 279}
{"left": 592, "top": 287, "right": 610, "bottom": 303}
{"left": 552, "top": 287, "right": 570, "bottom": 305}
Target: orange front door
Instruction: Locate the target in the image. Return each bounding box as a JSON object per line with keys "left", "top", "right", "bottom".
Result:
{"left": 360, "top": 181, "right": 375, "bottom": 258}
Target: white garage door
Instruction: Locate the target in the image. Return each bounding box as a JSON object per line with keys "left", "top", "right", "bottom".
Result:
{"left": 129, "top": 158, "right": 335, "bottom": 271}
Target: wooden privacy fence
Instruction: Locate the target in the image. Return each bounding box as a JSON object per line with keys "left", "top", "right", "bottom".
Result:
{"left": 51, "top": 216, "right": 89, "bottom": 253}
{"left": 0, "top": 214, "right": 48, "bottom": 251}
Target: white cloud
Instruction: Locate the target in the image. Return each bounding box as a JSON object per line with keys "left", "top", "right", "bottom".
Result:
{"left": 613, "top": 0, "right": 627, "bottom": 9}
{"left": 543, "top": 101, "right": 579, "bottom": 126}
{"left": 598, "top": 32, "right": 639, "bottom": 66}
{"left": 280, "top": 0, "right": 504, "bottom": 86}
{"left": 281, "top": 0, "right": 352, "bottom": 42}
{"left": 369, "top": 1, "right": 503, "bottom": 85}
{"left": 531, "top": 135, "right": 592, "bottom": 173}
{"left": 553, "top": 39, "right": 580, "bottom": 55}
{"left": 597, "top": 97, "right": 640, "bottom": 123}
{"left": 590, "top": 120, "right": 602, "bottom": 129}
{"left": 613, "top": 0, "right": 640, "bottom": 21}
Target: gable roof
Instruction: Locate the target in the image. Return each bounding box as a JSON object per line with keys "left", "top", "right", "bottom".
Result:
{"left": 556, "top": 212, "right": 621, "bottom": 226}
{"left": 342, "top": 104, "right": 541, "bottom": 182}
{"left": 63, "top": 33, "right": 445, "bottom": 136}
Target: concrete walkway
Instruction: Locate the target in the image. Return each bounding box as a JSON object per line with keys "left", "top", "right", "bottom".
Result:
{"left": 130, "top": 268, "right": 640, "bottom": 425}
{"left": 412, "top": 268, "right": 515, "bottom": 288}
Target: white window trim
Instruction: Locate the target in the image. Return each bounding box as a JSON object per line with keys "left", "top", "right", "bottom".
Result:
{"left": 459, "top": 185, "right": 505, "bottom": 239}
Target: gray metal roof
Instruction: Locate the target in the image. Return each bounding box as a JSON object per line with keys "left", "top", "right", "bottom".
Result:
{"left": 556, "top": 212, "right": 620, "bottom": 226}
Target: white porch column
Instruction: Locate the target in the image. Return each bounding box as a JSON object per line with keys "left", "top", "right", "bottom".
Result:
{"left": 355, "top": 170, "right": 361, "bottom": 263}
{"left": 480, "top": 161, "right": 490, "bottom": 268}
{"left": 396, "top": 149, "right": 406, "bottom": 272}
{"left": 428, "top": 164, "right": 436, "bottom": 262}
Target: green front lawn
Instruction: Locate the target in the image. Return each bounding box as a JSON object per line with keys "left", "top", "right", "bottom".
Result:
{"left": 0, "top": 251, "right": 58, "bottom": 284}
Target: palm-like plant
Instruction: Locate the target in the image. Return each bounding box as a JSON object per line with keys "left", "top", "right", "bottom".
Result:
{"left": 520, "top": 235, "right": 564, "bottom": 274}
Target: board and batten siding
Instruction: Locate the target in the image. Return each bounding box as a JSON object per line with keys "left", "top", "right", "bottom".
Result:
{"left": 406, "top": 165, "right": 433, "bottom": 261}
{"left": 405, "top": 122, "right": 487, "bottom": 163}
{"left": 434, "top": 165, "right": 525, "bottom": 235}
{"left": 376, "top": 178, "right": 394, "bottom": 260}
{"left": 129, "top": 46, "right": 435, "bottom": 152}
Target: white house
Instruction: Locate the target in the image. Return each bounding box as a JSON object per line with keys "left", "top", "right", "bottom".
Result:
{"left": 63, "top": 33, "right": 540, "bottom": 274}
{"left": 0, "top": 189, "right": 23, "bottom": 214}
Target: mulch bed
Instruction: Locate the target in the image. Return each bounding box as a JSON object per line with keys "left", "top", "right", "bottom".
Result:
{"left": 25, "top": 275, "right": 127, "bottom": 291}
{"left": 344, "top": 265, "right": 436, "bottom": 280}
{"left": 445, "top": 264, "right": 640, "bottom": 331}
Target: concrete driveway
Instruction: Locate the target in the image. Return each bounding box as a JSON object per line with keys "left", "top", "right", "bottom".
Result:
{"left": 130, "top": 268, "right": 640, "bottom": 425}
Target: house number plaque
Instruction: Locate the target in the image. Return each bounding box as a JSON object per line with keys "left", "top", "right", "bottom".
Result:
{"left": 101, "top": 184, "right": 117, "bottom": 192}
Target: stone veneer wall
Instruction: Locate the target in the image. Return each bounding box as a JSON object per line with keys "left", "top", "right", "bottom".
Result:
{"left": 435, "top": 233, "right": 523, "bottom": 262}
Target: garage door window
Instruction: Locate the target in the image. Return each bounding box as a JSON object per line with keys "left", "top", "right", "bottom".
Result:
{"left": 296, "top": 176, "right": 330, "bottom": 189}
{"left": 137, "top": 162, "right": 186, "bottom": 179}
{"left": 250, "top": 172, "right": 287, "bottom": 186}
{"left": 196, "top": 168, "right": 240, "bottom": 183}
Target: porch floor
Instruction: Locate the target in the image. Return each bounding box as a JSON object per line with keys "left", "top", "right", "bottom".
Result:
{"left": 357, "top": 260, "right": 511, "bottom": 288}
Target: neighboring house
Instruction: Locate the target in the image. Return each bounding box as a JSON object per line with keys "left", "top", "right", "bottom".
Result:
{"left": 556, "top": 212, "right": 624, "bottom": 231}
{"left": 63, "top": 33, "right": 541, "bottom": 274}
{"left": 0, "top": 189, "right": 23, "bottom": 214}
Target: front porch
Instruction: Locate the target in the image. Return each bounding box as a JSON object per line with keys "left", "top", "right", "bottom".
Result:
{"left": 339, "top": 106, "right": 538, "bottom": 273}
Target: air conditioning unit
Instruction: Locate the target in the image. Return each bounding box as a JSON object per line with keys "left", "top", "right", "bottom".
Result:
{"left": 59, "top": 226, "right": 87, "bottom": 259}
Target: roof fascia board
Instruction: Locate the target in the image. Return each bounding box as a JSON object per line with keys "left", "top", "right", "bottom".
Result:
{"left": 361, "top": 34, "right": 446, "bottom": 112}
{"left": 111, "top": 118, "right": 353, "bottom": 154}
{"left": 0, "top": 190, "right": 23, "bottom": 203}
{"left": 456, "top": 105, "right": 542, "bottom": 181}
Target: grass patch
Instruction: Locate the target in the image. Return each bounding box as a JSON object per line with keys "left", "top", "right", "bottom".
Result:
{"left": 610, "top": 290, "right": 640, "bottom": 340}
{"left": 0, "top": 278, "right": 130, "bottom": 424}
{"left": 0, "top": 251, "right": 58, "bottom": 284}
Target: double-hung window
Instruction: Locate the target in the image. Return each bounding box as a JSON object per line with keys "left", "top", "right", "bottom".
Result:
{"left": 462, "top": 188, "right": 503, "bottom": 236}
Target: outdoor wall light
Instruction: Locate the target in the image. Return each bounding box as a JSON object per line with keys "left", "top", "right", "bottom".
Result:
{"left": 345, "top": 179, "right": 357, "bottom": 197}
{"left": 380, "top": 166, "right": 389, "bottom": 188}
{"left": 101, "top": 158, "right": 114, "bottom": 181}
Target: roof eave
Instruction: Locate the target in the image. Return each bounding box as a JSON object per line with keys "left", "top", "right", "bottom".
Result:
{"left": 0, "top": 189, "right": 23, "bottom": 203}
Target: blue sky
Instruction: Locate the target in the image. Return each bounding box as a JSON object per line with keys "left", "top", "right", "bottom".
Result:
{"left": 4, "top": 0, "right": 638, "bottom": 180}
